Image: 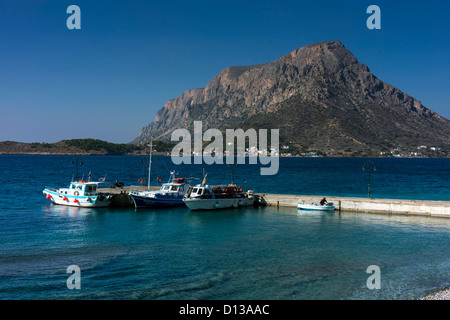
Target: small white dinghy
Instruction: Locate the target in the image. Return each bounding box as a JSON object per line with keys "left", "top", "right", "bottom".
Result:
{"left": 297, "top": 202, "right": 335, "bottom": 211}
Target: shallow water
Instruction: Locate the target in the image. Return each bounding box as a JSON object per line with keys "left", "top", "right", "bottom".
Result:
{"left": 0, "top": 155, "right": 448, "bottom": 299}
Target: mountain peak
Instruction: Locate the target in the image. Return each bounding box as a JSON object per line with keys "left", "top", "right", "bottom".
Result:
{"left": 133, "top": 41, "right": 450, "bottom": 156}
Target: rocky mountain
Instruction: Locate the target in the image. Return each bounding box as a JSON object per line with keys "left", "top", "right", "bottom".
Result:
{"left": 132, "top": 40, "right": 450, "bottom": 156}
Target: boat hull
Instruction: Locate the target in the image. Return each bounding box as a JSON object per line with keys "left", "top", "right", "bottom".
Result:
{"left": 129, "top": 194, "right": 185, "bottom": 208}
{"left": 183, "top": 197, "right": 254, "bottom": 210}
{"left": 297, "top": 203, "right": 335, "bottom": 211}
{"left": 43, "top": 189, "right": 112, "bottom": 208}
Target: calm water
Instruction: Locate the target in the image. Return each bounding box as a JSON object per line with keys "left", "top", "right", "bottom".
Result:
{"left": 0, "top": 155, "right": 449, "bottom": 299}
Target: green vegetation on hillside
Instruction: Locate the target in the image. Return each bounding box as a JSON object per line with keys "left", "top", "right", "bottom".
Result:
{"left": 61, "top": 139, "right": 177, "bottom": 154}
{"left": 151, "top": 140, "right": 177, "bottom": 152}
{"left": 62, "top": 139, "right": 140, "bottom": 154}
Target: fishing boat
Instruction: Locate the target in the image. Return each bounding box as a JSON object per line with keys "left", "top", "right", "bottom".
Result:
{"left": 183, "top": 174, "right": 254, "bottom": 210}
{"left": 297, "top": 202, "right": 335, "bottom": 211}
{"left": 43, "top": 180, "right": 114, "bottom": 208}
{"left": 129, "top": 171, "right": 190, "bottom": 208}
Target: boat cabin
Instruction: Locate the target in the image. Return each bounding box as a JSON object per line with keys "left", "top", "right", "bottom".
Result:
{"left": 73, "top": 182, "right": 97, "bottom": 194}
{"left": 57, "top": 181, "right": 100, "bottom": 197}
{"left": 186, "top": 184, "right": 245, "bottom": 199}
{"left": 159, "top": 177, "right": 189, "bottom": 195}
{"left": 187, "top": 186, "right": 213, "bottom": 199}
{"left": 161, "top": 183, "right": 186, "bottom": 193}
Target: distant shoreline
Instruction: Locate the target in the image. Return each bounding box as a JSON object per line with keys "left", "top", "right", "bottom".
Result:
{"left": 0, "top": 139, "right": 174, "bottom": 156}
{"left": 1, "top": 139, "right": 448, "bottom": 158}
{"left": 0, "top": 151, "right": 170, "bottom": 156}
{"left": 1, "top": 152, "right": 449, "bottom": 159}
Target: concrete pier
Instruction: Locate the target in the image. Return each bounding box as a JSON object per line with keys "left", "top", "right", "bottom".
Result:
{"left": 99, "top": 186, "right": 450, "bottom": 218}
{"left": 261, "top": 193, "right": 450, "bottom": 218}
{"left": 99, "top": 185, "right": 160, "bottom": 206}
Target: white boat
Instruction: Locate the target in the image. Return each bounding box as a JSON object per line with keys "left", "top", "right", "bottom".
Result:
{"left": 43, "top": 180, "right": 114, "bottom": 208}
{"left": 297, "top": 202, "right": 335, "bottom": 211}
{"left": 183, "top": 174, "right": 254, "bottom": 210}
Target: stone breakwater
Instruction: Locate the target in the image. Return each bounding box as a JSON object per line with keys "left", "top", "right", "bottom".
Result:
{"left": 420, "top": 287, "right": 450, "bottom": 300}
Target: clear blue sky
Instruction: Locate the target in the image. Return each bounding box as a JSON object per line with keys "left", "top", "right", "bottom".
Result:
{"left": 0, "top": 0, "right": 449, "bottom": 143}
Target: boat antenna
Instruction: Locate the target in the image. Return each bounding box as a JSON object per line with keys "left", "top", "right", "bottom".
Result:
{"left": 147, "top": 140, "right": 153, "bottom": 192}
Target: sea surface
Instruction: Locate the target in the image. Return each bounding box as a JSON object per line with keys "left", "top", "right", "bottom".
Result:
{"left": 0, "top": 155, "right": 449, "bottom": 299}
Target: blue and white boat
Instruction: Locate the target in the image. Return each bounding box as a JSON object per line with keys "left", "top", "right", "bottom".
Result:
{"left": 43, "top": 180, "right": 114, "bottom": 208}
{"left": 129, "top": 171, "right": 190, "bottom": 208}
{"left": 128, "top": 140, "right": 190, "bottom": 208}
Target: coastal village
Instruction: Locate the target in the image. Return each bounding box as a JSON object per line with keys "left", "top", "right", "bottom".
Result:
{"left": 0, "top": 139, "right": 447, "bottom": 158}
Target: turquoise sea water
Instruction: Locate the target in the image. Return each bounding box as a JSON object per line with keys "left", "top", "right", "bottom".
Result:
{"left": 0, "top": 155, "right": 449, "bottom": 299}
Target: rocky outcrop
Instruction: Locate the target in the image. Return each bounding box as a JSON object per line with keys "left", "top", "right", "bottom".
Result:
{"left": 133, "top": 40, "right": 450, "bottom": 154}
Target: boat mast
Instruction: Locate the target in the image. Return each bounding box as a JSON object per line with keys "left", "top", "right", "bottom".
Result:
{"left": 232, "top": 164, "right": 235, "bottom": 185}
{"left": 72, "top": 157, "right": 83, "bottom": 181}
{"left": 147, "top": 140, "right": 153, "bottom": 192}
{"left": 228, "top": 163, "right": 236, "bottom": 185}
